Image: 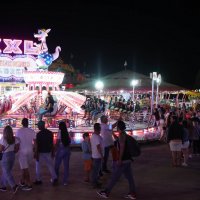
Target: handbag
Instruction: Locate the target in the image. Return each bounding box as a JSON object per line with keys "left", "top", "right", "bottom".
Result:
{"left": 0, "top": 145, "right": 10, "bottom": 161}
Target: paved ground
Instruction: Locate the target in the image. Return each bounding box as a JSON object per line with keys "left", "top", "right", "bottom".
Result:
{"left": 0, "top": 141, "right": 200, "bottom": 200}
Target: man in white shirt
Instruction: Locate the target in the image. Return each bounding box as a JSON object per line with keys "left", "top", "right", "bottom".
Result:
{"left": 90, "top": 123, "right": 103, "bottom": 188}
{"left": 16, "top": 118, "right": 36, "bottom": 191}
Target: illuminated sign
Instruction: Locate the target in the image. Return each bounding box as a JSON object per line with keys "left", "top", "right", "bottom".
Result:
{"left": 0, "top": 39, "right": 39, "bottom": 55}
{"left": 23, "top": 71, "right": 64, "bottom": 85}
{"left": 0, "top": 55, "right": 37, "bottom": 83}
{"left": 0, "top": 37, "right": 40, "bottom": 83}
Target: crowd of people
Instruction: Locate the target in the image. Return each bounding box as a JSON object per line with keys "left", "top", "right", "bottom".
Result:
{"left": 81, "top": 96, "right": 106, "bottom": 122}
{"left": 149, "top": 105, "right": 200, "bottom": 167}
{"left": 0, "top": 118, "right": 71, "bottom": 194}
{"left": 0, "top": 115, "right": 137, "bottom": 199}
{"left": 0, "top": 104, "right": 200, "bottom": 199}
{"left": 164, "top": 110, "right": 200, "bottom": 167}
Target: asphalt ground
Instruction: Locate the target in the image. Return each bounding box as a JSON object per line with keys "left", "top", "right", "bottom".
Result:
{"left": 0, "top": 141, "right": 200, "bottom": 200}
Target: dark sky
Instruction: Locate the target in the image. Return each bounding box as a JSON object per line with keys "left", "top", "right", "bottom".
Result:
{"left": 1, "top": 1, "right": 200, "bottom": 89}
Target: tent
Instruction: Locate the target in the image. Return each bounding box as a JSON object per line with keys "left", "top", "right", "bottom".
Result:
{"left": 75, "top": 70, "right": 185, "bottom": 93}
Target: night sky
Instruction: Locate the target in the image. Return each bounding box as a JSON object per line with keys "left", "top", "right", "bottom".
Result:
{"left": 1, "top": 1, "right": 200, "bottom": 89}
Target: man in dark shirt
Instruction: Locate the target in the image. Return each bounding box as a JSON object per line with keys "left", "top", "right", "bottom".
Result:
{"left": 34, "top": 121, "right": 57, "bottom": 185}
{"left": 97, "top": 120, "right": 137, "bottom": 199}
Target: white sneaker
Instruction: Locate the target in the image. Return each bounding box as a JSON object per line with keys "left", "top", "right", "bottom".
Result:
{"left": 124, "top": 193, "right": 137, "bottom": 199}
{"left": 182, "top": 163, "right": 188, "bottom": 167}
{"left": 97, "top": 191, "right": 108, "bottom": 198}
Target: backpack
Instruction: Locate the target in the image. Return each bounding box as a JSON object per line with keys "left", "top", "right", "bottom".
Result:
{"left": 126, "top": 134, "right": 141, "bottom": 157}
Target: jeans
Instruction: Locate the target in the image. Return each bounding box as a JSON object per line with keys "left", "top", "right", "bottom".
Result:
{"left": 35, "top": 153, "right": 57, "bottom": 181}
{"left": 91, "top": 158, "right": 102, "bottom": 185}
{"left": 38, "top": 108, "right": 51, "bottom": 120}
{"left": 54, "top": 145, "right": 71, "bottom": 184}
{"left": 103, "top": 146, "right": 110, "bottom": 171}
{"left": 1, "top": 151, "right": 16, "bottom": 188}
{"left": 105, "top": 161, "right": 136, "bottom": 194}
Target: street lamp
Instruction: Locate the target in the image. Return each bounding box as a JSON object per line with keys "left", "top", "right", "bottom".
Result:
{"left": 150, "top": 72, "right": 158, "bottom": 114}
{"left": 131, "top": 79, "right": 139, "bottom": 112}
{"left": 156, "top": 74, "right": 161, "bottom": 108}
{"left": 95, "top": 80, "right": 104, "bottom": 98}
{"left": 130, "top": 79, "right": 139, "bottom": 102}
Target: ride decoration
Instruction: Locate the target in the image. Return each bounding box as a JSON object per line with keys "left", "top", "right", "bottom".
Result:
{"left": 34, "top": 29, "right": 61, "bottom": 70}
{"left": 0, "top": 96, "right": 12, "bottom": 115}
{"left": 23, "top": 71, "right": 64, "bottom": 85}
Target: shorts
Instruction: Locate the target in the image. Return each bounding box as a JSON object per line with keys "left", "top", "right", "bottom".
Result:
{"left": 84, "top": 159, "right": 92, "bottom": 171}
{"left": 18, "top": 152, "right": 33, "bottom": 169}
{"left": 169, "top": 140, "right": 182, "bottom": 151}
{"left": 182, "top": 141, "right": 190, "bottom": 149}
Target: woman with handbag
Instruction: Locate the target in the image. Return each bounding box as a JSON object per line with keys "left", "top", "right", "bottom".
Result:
{"left": 0, "top": 125, "right": 20, "bottom": 193}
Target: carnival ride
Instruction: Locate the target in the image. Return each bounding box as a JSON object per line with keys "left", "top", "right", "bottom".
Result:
{"left": 0, "top": 28, "right": 161, "bottom": 144}
{"left": 0, "top": 28, "right": 86, "bottom": 129}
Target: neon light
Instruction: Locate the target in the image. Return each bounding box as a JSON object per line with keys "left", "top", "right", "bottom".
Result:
{"left": 0, "top": 60, "right": 31, "bottom": 67}
{"left": 3, "top": 39, "right": 22, "bottom": 54}
{"left": 0, "top": 38, "right": 40, "bottom": 55}
{"left": 24, "top": 40, "right": 40, "bottom": 55}
{"left": 0, "top": 55, "right": 37, "bottom": 81}
{"left": 23, "top": 71, "right": 65, "bottom": 85}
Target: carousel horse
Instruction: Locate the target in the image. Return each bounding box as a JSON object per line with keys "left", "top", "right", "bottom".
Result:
{"left": 34, "top": 29, "right": 61, "bottom": 70}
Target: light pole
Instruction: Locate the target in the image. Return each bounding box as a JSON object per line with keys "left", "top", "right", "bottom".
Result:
{"left": 131, "top": 79, "right": 139, "bottom": 112}
{"left": 150, "top": 72, "right": 158, "bottom": 114}
{"left": 95, "top": 80, "right": 104, "bottom": 99}
{"left": 131, "top": 80, "right": 139, "bottom": 102}
{"left": 156, "top": 74, "right": 161, "bottom": 108}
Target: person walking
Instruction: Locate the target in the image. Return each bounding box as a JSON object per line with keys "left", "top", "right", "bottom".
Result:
{"left": 90, "top": 123, "right": 103, "bottom": 188}
{"left": 33, "top": 121, "right": 57, "bottom": 185}
{"left": 16, "top": 118, "right": 36, "bottom": 191}
{"left": 0, "top": 125, "right": 20, "bottom": 194}
{"left": 97, "top": 120, "right": 137, "bottom": 199}
{"left": 54, "top": 121, "right": 71, "bottom": 186}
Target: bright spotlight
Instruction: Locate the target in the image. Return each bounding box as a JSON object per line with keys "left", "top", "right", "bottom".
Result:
{"left": 95, "top": 81, "right": 104, "bottom": 90}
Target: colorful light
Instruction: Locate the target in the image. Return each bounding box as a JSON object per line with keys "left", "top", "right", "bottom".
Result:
{"left": 24, "top": 40, "right": 40, "bottom": 55}
{"left": 3, "top": 39, "right": 22, "bottom": 54}
{"left": 23, "top": 71, "right": 65, "bottom": 85}
{"left": 0, "top": 38, "right": 39, "bottom": 55}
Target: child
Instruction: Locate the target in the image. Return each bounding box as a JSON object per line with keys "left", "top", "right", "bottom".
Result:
{"left": 81, "top": 132, "right": 92, "bottom": 182}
